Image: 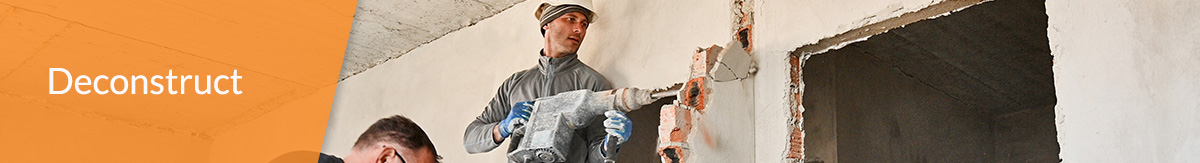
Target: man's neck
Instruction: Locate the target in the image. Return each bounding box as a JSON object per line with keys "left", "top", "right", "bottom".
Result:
{"left": 542, "top": 49, "right": 571, "bottom": 58}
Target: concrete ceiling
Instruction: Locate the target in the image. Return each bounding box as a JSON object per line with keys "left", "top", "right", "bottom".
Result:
{"left": 824, "top": 0, "right": 1054, "bottom": 114}
{"left": 340, "top": 0, "right": 526, "bottom": 80}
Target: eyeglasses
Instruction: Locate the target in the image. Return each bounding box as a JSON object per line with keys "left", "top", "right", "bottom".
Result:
{"left": 393, "top": 150, "right": 407, "bottom": 163}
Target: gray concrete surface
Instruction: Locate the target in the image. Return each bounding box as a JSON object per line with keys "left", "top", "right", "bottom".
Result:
{"left": 339, "top": 0, "right": 524, "bottom": 80}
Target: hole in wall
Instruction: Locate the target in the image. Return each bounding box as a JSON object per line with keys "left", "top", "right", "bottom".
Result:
{"left": 737, "top": 27, "right": 751, "bottom": 48}
{"left": 615, "top": 96, "right": 675, "bottom": 163}
{"left": 799, "top": 0, "right": 1060, "bottom": 162}
{"left": 663, "top": 148, "right": 682, "bottom": 163}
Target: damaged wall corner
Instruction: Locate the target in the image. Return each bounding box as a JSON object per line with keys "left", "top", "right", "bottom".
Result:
{"left": 785, "top": 53, "right": 808, "bottom": 162}
{"left": 710, "top": 41, "right": 756, "bottom": 82}
{"left": 790, "top": 0, "right": 988, "bottom": 56}
{"left": 657, "top": 41, "right": 756, "bottom": 162}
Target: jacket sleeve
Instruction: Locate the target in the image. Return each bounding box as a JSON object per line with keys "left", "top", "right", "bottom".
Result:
{"left": 463, "top": 74, "right": 519, "bottom": 154}
{"left": 583, "top": 75, "right": 616, "bottom": 162}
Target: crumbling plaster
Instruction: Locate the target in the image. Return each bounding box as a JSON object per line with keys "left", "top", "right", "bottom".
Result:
{"left": 1048, "top": 0, "right": 1200, "bottom": 161}
{"left": 657, "top": 43, "right": 758, "bottom": 163}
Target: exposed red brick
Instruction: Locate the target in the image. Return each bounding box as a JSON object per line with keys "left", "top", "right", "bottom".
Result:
{"left": 786, "top": 125, "right": 806, "bottom": 158}
{"left": 733, "top": 0, "right": 754, "bottom": 52}
{"left": 658, "top": 146, "right": 686, "bottom": 163}
{"left": 679, "top": 77, "right": 708, "bottom": 113}
{"left": 785, "top": 54, "right": 806, "bottom": 160}
{"left": 657, "top": 104, "right": 692, "bottom": 163}
{"left": 658, "top": 105, "right": 693, "bottom": 143}
{"left": 736, "top": 26, "right": 753, "bottom": 52}
{"left": 691, "top": 45, "right": 723, "bottom": 77}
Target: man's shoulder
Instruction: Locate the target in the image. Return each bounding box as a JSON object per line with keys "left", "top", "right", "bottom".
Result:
{"left": 508, "top": 66, "right": 540, "bottom": 80}
{"left": 572, "top": 63, "right": 608, "bottom": 80}
{"left": 567, "top": 63, "right": 612, "bottom": 89}
{"left": 497, "top": 66, "right": 542, "bottom": 89}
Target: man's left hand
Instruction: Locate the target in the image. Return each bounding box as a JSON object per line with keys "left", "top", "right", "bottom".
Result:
{"left": 602, "top": 110, "right": 632, "bottom": 155}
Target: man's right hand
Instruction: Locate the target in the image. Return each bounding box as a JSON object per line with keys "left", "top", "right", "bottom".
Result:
{"left": 497, "top": 101, "right": 534, "bottom": 139}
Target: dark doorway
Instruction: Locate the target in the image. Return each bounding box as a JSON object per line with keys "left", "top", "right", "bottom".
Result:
{"left": 801, "top": 0, "right": 1060, "bottom": 162}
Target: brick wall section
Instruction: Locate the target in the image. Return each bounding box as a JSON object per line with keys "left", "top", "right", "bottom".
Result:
{"left": 657, "top": 104, "right": 692, "bottom": 163}
{"left": 733, "top": 0, "right": 754, "bottom": 51}
{"left": 786, "top": 54, "right": 806, "bottom": 161}
{"left": 657, "top": 45, "right": 724, "bottom": 163}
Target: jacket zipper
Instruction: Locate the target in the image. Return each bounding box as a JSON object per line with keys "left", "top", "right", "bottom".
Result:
{"left": 543, "top": 60, "right": 554, "bottom": 97}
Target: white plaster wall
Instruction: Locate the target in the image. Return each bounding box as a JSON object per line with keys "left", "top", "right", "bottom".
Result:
{"left": 322, "top": 2, "right": 542, "bottom": 161}
{"left": 322, "top": 0, "right": 732, "bottom": 162}
{"left": 692, "top": 77, "right": 758, "bottom": 162}
{"left": 755, "top": 0, "right": 947, "bottom": 55}
{"left": 582, "top": 0, "right": 731, "bottom": 88}
{"left": 1047, "top": 0, "right": 1200, "bottom": 162}
{"left": 752, "top": 0, "right": 949, "bottom": 162}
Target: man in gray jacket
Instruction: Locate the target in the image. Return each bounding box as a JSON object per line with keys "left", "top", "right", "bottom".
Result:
{"left": 463, "top": 0, "right": 631, "bottom": 162}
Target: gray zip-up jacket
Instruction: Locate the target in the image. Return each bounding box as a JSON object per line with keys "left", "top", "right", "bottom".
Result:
{"left": 464, "top": 52, "right": 614, "bottom": 162}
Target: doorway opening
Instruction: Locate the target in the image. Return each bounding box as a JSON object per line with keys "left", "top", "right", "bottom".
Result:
{"left": 800, "top": 0, "right": 1060, "bottom": 162}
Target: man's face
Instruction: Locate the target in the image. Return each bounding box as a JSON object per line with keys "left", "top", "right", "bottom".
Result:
{"left": 542, "top": 11, "right": 589, "bottom": 58}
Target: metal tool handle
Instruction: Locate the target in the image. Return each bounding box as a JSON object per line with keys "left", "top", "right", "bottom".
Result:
{"left": 603, "top": 135, "right": 620, "bottom": 163}
{"left": 511, "top": 123, "right": 526, "bottom": 137}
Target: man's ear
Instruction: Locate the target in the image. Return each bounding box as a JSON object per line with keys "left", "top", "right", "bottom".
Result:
{"left": 375, "top": 146, "right": 398, "bottom": 163}
{"left": 541, "top": 25, "right": 549, "bottom": 36}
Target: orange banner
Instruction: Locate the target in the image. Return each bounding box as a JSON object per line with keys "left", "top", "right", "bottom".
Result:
{"left": 0, "top": 0, "right": 357, "bottom": 162}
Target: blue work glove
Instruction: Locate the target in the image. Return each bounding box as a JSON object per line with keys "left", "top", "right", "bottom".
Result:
{"left": 602, "top": 110, "right": 632, "bottom": 155}
{"left": 498, "top": 101, "right": 534, "bottom": 138}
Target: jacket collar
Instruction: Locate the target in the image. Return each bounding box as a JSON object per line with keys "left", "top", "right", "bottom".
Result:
{"left": 537, "top": 50, "right": 581, "bottom": 75}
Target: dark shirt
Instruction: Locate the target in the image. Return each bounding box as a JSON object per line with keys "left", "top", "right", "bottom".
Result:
{"left": 318, "top": 153, "right": 344, "bottom": 163}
